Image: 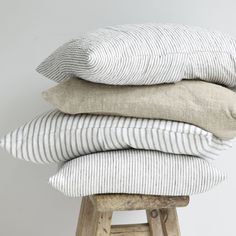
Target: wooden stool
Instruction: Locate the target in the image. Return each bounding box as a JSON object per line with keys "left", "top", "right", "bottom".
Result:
{"left": 76, "top": 194, "right": 189, "bottom": 236}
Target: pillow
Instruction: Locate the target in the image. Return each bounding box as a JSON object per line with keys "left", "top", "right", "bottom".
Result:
{"left": 49, "top": 150, "right": 227, "bottom": 197}
{"left": 36, "top": 23, "right": 236, "bottom": 87}
{"left": 0, "top": 110, "right": 231, "bottom": 164}
{"left": 43, "top": 78, "right": 236, "bottom": 140}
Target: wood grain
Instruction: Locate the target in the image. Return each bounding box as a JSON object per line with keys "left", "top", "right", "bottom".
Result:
{"left": 160, "top": 208, "right": 180, "bottom": 236}
{"left": 111, "top": 224, "right": 150, "bottom": 236}
{"left": 146, "top": 209, "right": 165, "bottom": 236}
{"left": 76, "top": 194, "right": 189, "bottom": 236}
{"left": 95, "top": 211, "right": 113, "bottom": 236}
{"left": 91, "top": 194, "right": 189, "bottom": 212}
{"left": 76, "top": 197, "right": 96, "bottom": 236}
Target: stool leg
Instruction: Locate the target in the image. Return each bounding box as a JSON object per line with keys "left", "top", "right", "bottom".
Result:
{"left": 76, "top": 197, "right": 97, "bottom": 236}
{"left": 146, "top": 209, "right": 165, "bottom": 236}
{"left": 76, "top": 196, "right": 113, "bottom": 236}
{"left": 95, "top": 211, "right": 113, "bottom": 236}
{"left": 160, "top": 208, "right": 180, "bottom": 236}
{"left": 147, "top": 208, "right": 181, "bottom": 236}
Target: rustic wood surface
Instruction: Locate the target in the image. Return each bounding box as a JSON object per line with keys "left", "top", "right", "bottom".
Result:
{"left": 111, "top": 224, "right": 150, "bottom": 236}
{"left": 146, "top": 209, "right": 165, "bottom": 236}
{"left": 91, "top": 194, "right": 189, "bottom": 212}
{"left": 76, "top": 197, "right": 96, "bottom": 236}
{"left": 95, "top": 211, "right": 113, "bottom": 236}
{"left": 160, "top": 208, "right": 180, "bottom": 236}
{"left": 76, "top": 194, "right": 189, "bottom": 236}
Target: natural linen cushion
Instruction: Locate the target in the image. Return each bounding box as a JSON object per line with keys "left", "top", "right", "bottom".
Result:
{"left": 49, "top": 150, "right": 227, "bottom": 197}
{"left": 0, "top": 110, "right": 231, "bottom": 164}
{"left": 43, "top": 78, "right": 236, "bottom": 140}
{"left": 37, "top": 23, "right": 236, "bottom": 87}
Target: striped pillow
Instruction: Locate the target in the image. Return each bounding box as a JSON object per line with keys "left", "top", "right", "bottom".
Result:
{"left": 49, "top": 150, "right": 227, "bottom": 197}
{"left": 0, "top": 110, "right": 231, "bottom": 164}
{"left": 37, "top": 24, "right": 236, "bottom": 87}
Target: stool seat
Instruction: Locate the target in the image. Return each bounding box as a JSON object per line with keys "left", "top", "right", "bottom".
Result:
{"left": 76, "top": 194, "right": 189, "bottom": 236}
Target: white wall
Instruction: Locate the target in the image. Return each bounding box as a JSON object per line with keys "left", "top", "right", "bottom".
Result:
{"left": 0, "top": 0, "right": 236, "bottom": 235}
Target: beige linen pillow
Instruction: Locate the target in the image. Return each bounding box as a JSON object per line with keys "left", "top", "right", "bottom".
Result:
{"left": 42, "top": 78, "right": 236, "bottom": 140}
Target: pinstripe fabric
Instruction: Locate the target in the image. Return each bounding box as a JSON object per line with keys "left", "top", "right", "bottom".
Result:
{"left": 49, "top": 150, "right": 227, "bottom": 197}
{"left": 37, "top": 24, "right": 236, "bottom": 86}
{"left": 0, "top": 110, "right": 232, "bottom": 164}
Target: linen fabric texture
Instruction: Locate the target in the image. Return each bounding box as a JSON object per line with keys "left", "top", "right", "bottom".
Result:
{"left": 37, "top": 23, "right": 236, "bottom": 87}
{"left": 0, "top": 110, "right": 232, "bottom": 164}
{"left": 43, "top": 78, "right": 236, "bottom": 140}
{"left": 49, "top": 150, "right": 227, "bottom": 197}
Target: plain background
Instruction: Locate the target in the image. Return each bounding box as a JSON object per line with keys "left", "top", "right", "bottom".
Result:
{"left": 0, "top": 0, "right": 236, "bottom": 235}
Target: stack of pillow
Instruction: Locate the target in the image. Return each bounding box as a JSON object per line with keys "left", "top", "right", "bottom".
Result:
{"left": 1, "top": 23, "right": 236, "bottom": 197}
